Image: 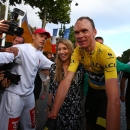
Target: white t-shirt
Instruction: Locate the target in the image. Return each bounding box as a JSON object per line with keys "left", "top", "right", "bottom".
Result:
{"left": 5, "top": 44, "right": 53, "bottom": 95}
{"left": 0, "top": 52, "right": 14, "bottom": 64}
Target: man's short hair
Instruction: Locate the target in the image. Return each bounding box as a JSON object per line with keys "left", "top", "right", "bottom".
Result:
{"left": 44, "top": 51, "right": 52, "bottom": 57}
{"left": 95, "top": 36, "right": 104, "bottom": 41}
{"left": 76, "top": 16, "right": 95, "bottom": 29}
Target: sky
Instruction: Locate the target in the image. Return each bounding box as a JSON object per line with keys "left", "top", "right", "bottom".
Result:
{"left": 9, "top": 0, "right": 130, "bottom": 57}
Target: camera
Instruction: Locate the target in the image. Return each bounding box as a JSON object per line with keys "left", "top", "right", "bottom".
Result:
{"left": 4, "top": 70, "right": 21, "bottom": 85}
{"left": 0, "top": 49, "right": 21, "bottom": 85}
{"left": 3, "top": 8, "right": 25, "bottom": 36}
{"left": 0, "top": 63, "right": 21, "bottom": 85}
{"left": 0, "top": 8, "right": 24, "bottom": 85}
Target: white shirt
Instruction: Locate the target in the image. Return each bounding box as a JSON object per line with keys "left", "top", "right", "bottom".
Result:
{"left": 5, "top": 44, "right": 53, "bottom": 95}
{"left": 0, "top": 52, "right": 14, "bottom": 64}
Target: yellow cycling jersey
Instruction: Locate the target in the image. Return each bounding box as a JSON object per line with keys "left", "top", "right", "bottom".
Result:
{"left": 68, "top": 42, "right": 117, "bottom": 89}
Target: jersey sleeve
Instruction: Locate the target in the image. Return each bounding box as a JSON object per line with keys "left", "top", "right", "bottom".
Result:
{"left": 68, "top": 47, "right": 80, "bottom": 72}
{"left": 101, "top": 48, "right": 117, "bottom": 79}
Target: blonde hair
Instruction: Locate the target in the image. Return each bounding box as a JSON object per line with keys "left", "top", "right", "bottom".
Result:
{"left": 54, "top": 38, "right": 74, "bottom": 82}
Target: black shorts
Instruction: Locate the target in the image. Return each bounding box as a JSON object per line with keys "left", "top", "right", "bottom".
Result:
{"left": 33, "top": 73, "right": 42, "bottom": 100}
{"left": 85, "top": 86, "right": 107, "bottom": 130}
{"left": 125, "top": 94, "right": 130, "bottom": 119}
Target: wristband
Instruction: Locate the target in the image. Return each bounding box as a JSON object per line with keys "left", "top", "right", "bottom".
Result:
{"left": 120, "top": 94, "right": 125, "bottom": 96}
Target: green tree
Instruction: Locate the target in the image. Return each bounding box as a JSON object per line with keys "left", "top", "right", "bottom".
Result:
{"left": 2, "top": 0, "right": 71, "bottom": 28}
{"left": 69, "top": 25, "right": 76, "bottom": 44}
{"left": 29, "top": 25, "right": 36, "bottom": 33}
{"left": 59, "top": 24, "right": 65, "bottom": 38}
{"left": 0, "top": 3, "right": 11, "bottom": 20}
{"left": 116, "top": 56, "right": 122, "bottom": 62}
{"left": 58, "top": 25, "right": 76, "bottom": 44}
{"left": 0, "top": 3, "right": 6, "bottom": 20}
{"left": 121, "top": 49, "right": 130, "bottom": 63}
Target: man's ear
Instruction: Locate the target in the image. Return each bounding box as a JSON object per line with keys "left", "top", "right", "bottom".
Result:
{"left": 32, "top": 34, "right": 35, "bottom": 40}
{"left": 93, "top": 29, "right": 97, "bottom": 37}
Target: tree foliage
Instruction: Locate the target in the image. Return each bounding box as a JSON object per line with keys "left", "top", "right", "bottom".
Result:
{"left": 58, "top": 24, "right": 65, "bottom": 38}
{"left": 1, "top": 0, "right": 71, "bottom": 28}
{"left": 0, "top": 3, "right": 6, "bottom": 20}
{"left": 121, "top": 49, "right": 130, "bottom": 63}
{"left": 0, "top": 3, "right": 11, "bottom": 20}
{"left": 69, "top": 25, "right": 76, "bottom": 44}
{"left": 116, "top": 56, "right": 122, "bottom": 62}
{"left": 29, "top": 25, "right": 36, "bottom": 33}
{"left": 58, "top": 25, "right": 76, "bottom": 45}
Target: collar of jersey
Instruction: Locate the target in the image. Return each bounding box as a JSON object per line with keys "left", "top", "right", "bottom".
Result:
{"left": 79, "top": 46, "right": 96, "bottom": 57}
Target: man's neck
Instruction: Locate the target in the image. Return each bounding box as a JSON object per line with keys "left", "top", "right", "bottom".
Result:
{"left": 84, "top": 41, "right": 96, "bottom": 52}
{"left": 31, "top": 43, "right": 39, "bottom": 50}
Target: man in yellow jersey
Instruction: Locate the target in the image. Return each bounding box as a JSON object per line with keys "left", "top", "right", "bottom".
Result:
{"left": 44, "top": 17, "right": 120, "bottom": 130}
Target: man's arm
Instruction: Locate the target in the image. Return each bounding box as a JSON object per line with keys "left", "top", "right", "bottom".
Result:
{"left": 116, "top": 60, "right": 130, "bottom": 72}
{"left": 40, "top": 54, "right": 53, "bottom": 69}
{"left": 0, "top": 71, "right": 4, "bottom": 81}
{"left": 0, "top": 52, "right": 14, "bottom": 64}
{"left": 105, "top": 78, "right": 120, "bottom": 130}
{"left": 0, "top": 47, "right": 19, "bottom": 64}
{"left": 120, "top": 75, "right": 127, "bottom": 102}
{"left": 49, "top": 71, "right": 75, "bottom": 117}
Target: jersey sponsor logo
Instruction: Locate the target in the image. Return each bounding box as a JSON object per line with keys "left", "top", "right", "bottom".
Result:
{"left": 105, "top": 63, "right": 116, "bottom": 68}
{"left": 30, "top": 108, "right": 36, "bottom": 128}
{"left": 91, "top": 62, "right": 115, "bottom": 69}
{"left": 107, "top": 53, "right": 114, "bottom": 59}
{"left": 70, "top": 59, "right": 75, "bottom": 63}
{"left": 81, "top": 56, "right": 84, "bottom": 61}
{"left": 98, "top": 48, "right": 102, "bottom": 53}
{"left": 8, "top": 117, "right": 20, "bottom": 130}
{"left": 87, "top": 71, "right": 105, "bottom": 82}
{"left": 92, "top": 62, "right": 103, "bottom": 68}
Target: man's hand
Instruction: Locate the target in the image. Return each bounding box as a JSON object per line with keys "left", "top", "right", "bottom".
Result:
{"left": 41, "top": 69, "right": 50, "bottom": 76}
{"left": 43, "top": 118, "right": 56, "bottom": 130}
{"left": 1, "top": 78, "right": 11, "bottom": 88}
{"left": 0, "top": 19, "right": 9, "bottom": 34}
{"left": 0, "top": 71, "right": 4, "bottom": 81}
{"left": 5, "top": 47, "right": 19, "bottom": 57}
{"left": 120, "top": 95, "right": 126, "bottom": 102}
